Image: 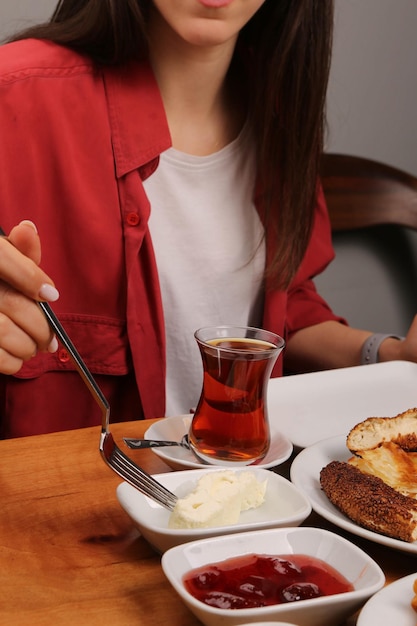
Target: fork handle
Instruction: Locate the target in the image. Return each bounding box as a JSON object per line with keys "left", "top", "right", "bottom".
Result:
{"left": 38, "top": 300, "right": 109, "bottom": 412}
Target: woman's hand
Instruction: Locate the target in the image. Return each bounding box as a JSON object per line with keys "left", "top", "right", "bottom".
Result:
{"left": 0, "top": 221, "right": 59, "bottom": 374}
{"left": 379, "top": 316, "right": 417, "bottom": 363}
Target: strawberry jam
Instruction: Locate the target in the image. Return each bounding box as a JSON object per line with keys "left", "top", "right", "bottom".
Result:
{"left": 183, "top": 553, "right": 353, "bottom": 609}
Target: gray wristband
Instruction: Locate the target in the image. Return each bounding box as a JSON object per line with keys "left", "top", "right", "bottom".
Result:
{"left": 361, "top": 333, "right": 404, "bottom": 365}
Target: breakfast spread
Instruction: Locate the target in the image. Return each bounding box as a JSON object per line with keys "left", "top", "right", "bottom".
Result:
{"left": 183, "top": 553, "right": 353, "bottom": 609}
{"left": 168, "top": 470, "right": 267, "bottom": 529}
{"left": 320, "top": 408, "right": 417, "bottom": 542}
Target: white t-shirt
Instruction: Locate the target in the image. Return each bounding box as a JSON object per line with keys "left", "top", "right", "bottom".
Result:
{"left": 145, "top": 125, "right": 265, "bottom": 416}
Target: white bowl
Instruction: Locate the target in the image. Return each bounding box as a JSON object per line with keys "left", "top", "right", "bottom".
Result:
{"left": 161, "top": 527, "right": 385, "bottom": 626}
{"left": 116, "top": 467, "right": 311, "bottom": 553}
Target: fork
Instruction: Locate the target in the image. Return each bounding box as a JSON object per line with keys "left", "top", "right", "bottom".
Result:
{"left": 38, "top": 302, "right": 178, "bottom": 510}
{"left": 43, "top": 302, "right": 178, "bottom": 510}
{"left": 42, "top": 302, "right": 178, "bottom": 510}
{"left": 0, "top": 237, "right": 179, "bottom": 513}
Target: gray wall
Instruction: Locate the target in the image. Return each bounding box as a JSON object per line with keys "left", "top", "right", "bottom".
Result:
{"left": 0, "top": 0, "right": 55, "bottom": 40}
{"left": 1, "top": 0, "right": 416, "bottom": 175}
{"left": 319, "top": 1, "right": 417, "bottom": 332}
{"left": 326, "top": 0, "right": 417, "bottom": 176}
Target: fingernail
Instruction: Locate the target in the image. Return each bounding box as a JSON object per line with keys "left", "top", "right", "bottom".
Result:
{"left": 19, "top": 220, "right": 38, "bottom": 234}
{"left": 39, "top": 283, "right": 60, "bottom": 302}
{"left": 48, "top": 336, "right": 59, "bottom": 353}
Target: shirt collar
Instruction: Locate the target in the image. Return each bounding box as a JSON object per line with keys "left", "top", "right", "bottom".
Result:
{"left": 103, "top": 61, "right": 171, "bottom": 178}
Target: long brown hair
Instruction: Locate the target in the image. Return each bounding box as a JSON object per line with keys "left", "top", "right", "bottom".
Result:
{"left": 10, "top": 0, "right": 334, "bottom": 289}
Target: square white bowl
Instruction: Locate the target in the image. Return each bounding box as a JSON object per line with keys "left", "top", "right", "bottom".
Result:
{"left": 116, "top": 467, "right": 311, "bottom": 553}
{"left": 161, "top": 527, "right": 385, "bottom": 626}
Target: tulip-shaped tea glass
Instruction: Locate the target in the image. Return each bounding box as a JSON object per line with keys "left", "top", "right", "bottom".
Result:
{"left": 188, "top": 326, "right": 285, "bottom": 466}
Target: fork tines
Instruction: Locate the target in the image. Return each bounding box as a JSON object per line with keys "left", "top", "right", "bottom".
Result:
{"left": 102, "top": 433, "right": 178, "bottom": 511}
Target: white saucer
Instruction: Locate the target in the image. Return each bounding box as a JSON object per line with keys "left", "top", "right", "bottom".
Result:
{"left": 144, "top": 414, "right": 293, "bottom": 471}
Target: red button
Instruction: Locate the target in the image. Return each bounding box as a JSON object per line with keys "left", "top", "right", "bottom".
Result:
{"left": 58, "top": 348, "right": 70, "bottom": 363}
{"left": 126, "top": 212, "right": 139, "bottom": 226}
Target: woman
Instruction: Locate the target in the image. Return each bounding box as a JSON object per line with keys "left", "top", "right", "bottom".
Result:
{"left": 0, "top": 0, "right": 414, "bottom": 437}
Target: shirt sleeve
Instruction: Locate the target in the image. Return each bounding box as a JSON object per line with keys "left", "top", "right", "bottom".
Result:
{"left": 284, "top": 185, "right": 347, "bottom": 341}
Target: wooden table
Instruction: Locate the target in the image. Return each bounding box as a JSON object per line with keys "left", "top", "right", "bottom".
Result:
{"left": 0, "top": 420, "right": 416, "bottom": 625}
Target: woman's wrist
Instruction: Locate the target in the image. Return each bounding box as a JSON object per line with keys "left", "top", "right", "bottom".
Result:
{"left": 361, "top": 333, "right": 405, "bottom": 365}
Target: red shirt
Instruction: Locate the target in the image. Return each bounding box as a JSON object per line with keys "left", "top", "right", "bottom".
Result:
{"left": 0, "top": 40, "right": 341, "bottom": 437}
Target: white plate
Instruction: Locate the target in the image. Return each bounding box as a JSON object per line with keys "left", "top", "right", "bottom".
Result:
{"left": 267, "top": 361, "right": 417, "bottom": 448}
{"left": 357, "top": 573, "right": 417, "bottom": 625}
{"left": 116, "top": 467, "right": 312, "bottom": 553}
{"left": 144, "top": 415, "right": 293, "bottom": 471}
{"left": 290, "top": 434, "right": 417, "bottom": 554}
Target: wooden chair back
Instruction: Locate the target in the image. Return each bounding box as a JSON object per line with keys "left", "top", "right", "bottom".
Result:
{"left": 321, "top": 153, "right": 417, "bottom": 231}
